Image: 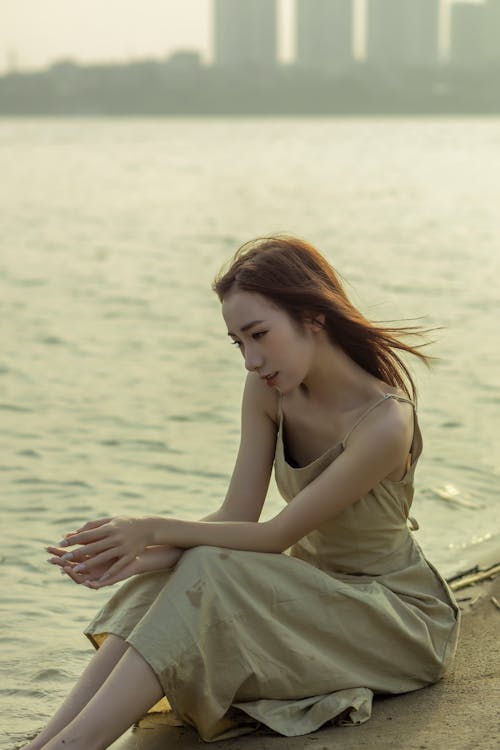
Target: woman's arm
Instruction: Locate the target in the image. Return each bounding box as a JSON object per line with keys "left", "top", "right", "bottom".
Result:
{"left": 54, "top": 373, "right": 279, "bottom": 580}
{"left": 146, "top": 397, "right": 411, "bottom": 553}
{"left": 59, "top": 396, "right": 412, "bottom": 583}
{"left": 203, "top": 371, "right": 278, "bottom": 522}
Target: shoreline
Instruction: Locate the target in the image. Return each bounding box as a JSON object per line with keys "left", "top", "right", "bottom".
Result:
{"left": 107, "top": 558, "right": 500, "bottom": 750}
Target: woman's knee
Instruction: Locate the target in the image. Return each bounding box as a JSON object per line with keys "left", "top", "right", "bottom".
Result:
{"left": 179, "top": 546, "right": 254, "bottom": 581}
{"left": 182, "top": 545, "right": 229, "bottom": 568}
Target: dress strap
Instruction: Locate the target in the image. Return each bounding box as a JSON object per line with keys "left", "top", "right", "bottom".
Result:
{"left": 277, "top": 391, "right": 284, "bottom": 425}
{"left": 341, "top": 393, "right": 415, "bottom": 449}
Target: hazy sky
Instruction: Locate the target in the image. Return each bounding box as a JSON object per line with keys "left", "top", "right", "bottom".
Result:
{"left": 1, "top": 0, "right": 477, "bottom": 73}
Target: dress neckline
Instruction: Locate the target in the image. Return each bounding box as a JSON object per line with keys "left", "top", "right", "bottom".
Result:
{"left": 278, "top": 392, "right": 415, "bottom": 473}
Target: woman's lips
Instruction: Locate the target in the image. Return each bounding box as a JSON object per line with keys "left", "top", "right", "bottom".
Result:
{"left": 262, "top": 372, "right": 278, "bottom": 387}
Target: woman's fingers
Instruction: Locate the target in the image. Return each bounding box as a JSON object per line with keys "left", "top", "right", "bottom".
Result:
{"left": 96, "top": 555, "right": 134, "bottom": 584}
{"left": 48, "top": 556, "right": 89, "bottom": 579}
{"left": 57, "top": 525, "right": 111, "bottom": 548}
{"left": 74, "top": 518, "right": 112, "bottom": 534}
{"left": 54, "top": 562, "right": 92, "bottom": 585}
{"left": 58, "top": 518, "right": 113, "bottom": 542}
{"left": 59, "top": 561, "right": 110, "bottom": 586}
{"left": 47, "top": 545, "right": 88, "bottom": 559}
{"left": 85, "top": 569, "right": 126, "bottom": 588}
{"left": 46, "top": 546, "right": 68, "bottom": 558}
{"left": 58, "top": 538, "right": 114, "bottom": 563}
{"left": 47, "top": 553, "right": 110, "bottom": 586}
{"left": 47, "top": 545, "right": 92, "bottom": 562}
{"left": 61, "top": 565, "right": 87, "bottom": 583}
{"left": 47, "top": 517, "right": 138, "bottom": 585}
{"left": 71, "top": 548, "right": 118, "bottom": 572}
{"left": 68, "top": 555, "right": 140, "bottom": 588}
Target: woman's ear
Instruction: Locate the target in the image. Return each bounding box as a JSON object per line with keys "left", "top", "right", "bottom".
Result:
{"left": 305, "top": 313, "right": 326, "bottom": 332}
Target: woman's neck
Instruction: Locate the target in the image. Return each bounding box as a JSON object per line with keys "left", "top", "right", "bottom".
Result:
{"left": 298, "top": 336, "right": 385, "bottom": 412}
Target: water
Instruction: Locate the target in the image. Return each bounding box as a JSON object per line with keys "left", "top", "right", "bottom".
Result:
{"left": 1, "top": 117, "right": 499, "bottom": 746}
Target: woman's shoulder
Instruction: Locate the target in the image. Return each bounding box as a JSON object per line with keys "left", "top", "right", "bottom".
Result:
{"left": 364, "top": 385, "right": 414, "bottom": 430}
{"left": 342, "top": 385, "right": 415, "bottom": 459}
{"left": 242, "top": 372, "right": 281, "bottom": 427}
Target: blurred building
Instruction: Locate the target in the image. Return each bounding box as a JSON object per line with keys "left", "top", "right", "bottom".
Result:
{"left": 484, "top": 0, "right": 500, "bottom": 65}
{"left": 296, "top": 0, "right": 354, "bottom": 73}
{"left": 366, "top": 0, "right": 440, "bottom": 67}
{"left": 449, "top": 2, "right": 486, "bottom": 67}
{"left": 213, "top": 0, "right": 277, "bottom": 67}
{"left": 165, "top": 51, "right": 202, "bottom": 73}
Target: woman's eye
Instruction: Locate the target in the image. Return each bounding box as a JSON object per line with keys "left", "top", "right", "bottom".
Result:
{"left": 230, "top": 331, "right": 266, "bottom": 348}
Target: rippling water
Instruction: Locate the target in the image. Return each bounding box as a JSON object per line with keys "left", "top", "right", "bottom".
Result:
{"left": 1, "top": 117, "right": 499, "bottom": 746}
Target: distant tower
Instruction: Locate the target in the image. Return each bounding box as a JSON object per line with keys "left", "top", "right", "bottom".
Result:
{"left": 213, "top": 0, "right": 277, "bottom": 67}
{"left": 366, "top": 0, "right": 440, "bottom": 67}
{"left": 484, "top": 0, "right": 500, "bottom": 65}
{"left": 296, "top": 0, "right": 354, "bottom": 73}
{"left": 449, "top": 2, "right": 486, "bottom": 67}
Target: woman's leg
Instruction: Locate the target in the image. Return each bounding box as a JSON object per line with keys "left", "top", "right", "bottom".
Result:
{"left": 41, "top": 643, "right": 164, "bottom": 750}
{"left": 23, "top": 634, "right": 128, "bottom": 750}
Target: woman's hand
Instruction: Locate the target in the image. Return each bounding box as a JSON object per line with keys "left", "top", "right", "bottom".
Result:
{"left": 47, "top": 545, "right": 141, "bottom": 587}
{"left": 53, "top": 516, "right": 154, "bottom": 583}
{"left": 47, "top": 543, "right": 184, "bottom": 588}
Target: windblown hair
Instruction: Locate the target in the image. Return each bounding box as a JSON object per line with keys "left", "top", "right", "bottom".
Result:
{"left": 212, "top": 236, "right": 434, "bottom": 403}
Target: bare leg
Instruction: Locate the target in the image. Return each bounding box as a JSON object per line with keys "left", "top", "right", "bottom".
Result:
{"left": 41, "top": 643, "right": 164, "bottom": 750}
{"left": 22, "top": 635, "right": 128, "bottom": 750}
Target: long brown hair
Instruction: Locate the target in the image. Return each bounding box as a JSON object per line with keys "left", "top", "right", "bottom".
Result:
{"left": 212, "top": 235, "right": 434, "bottom": 403}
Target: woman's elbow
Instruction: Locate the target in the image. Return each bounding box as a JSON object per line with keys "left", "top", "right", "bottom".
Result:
{"left": 262, "top": 518, "right": 295, "bottom": 554}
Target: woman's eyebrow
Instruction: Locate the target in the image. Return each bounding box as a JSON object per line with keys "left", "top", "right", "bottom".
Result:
{"left": 227, "top": 319, "right": 266, "bottom": 337}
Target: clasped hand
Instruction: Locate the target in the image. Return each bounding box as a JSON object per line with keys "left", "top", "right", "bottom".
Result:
{"left": 48, "top": 516, "right": 153, "bottom": 586}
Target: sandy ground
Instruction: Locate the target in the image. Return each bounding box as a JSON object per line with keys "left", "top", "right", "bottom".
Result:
{"left": 109, "top": 567, "right": 500, "bottom": 750}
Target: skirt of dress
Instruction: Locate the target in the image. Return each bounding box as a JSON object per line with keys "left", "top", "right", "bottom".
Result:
{"left": 84, "top": 545, "right": 458, "bottom": 742}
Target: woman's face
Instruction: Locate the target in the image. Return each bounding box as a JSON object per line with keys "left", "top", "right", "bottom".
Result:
{"left": 221, "top": 289, "right": 316, "bottom": 393}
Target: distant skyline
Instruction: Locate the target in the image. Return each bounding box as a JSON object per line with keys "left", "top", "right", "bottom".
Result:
{"left": 1, "top": 0, "right": 482, "bottom": 74}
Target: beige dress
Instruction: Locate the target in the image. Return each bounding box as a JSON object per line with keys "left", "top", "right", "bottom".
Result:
{"left": 84, "top": 393, "right": 460, "bottom": 742}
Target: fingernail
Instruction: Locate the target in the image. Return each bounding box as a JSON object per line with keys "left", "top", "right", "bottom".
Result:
{"left": 61, "top": 552, "right": 74, "bottom": 561}
{"left": 57, "top": 539, "right": 69, "bottom": 547}
{"left": 99, "top": 573, "right": 110, "bottom": 582}
{"left": 74, "top": 564, "right": 86, "bottom": 572}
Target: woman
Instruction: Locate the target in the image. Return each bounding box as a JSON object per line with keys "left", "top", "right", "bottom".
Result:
{"left": 30, "top": 236, "right": 460, "bottom": 750}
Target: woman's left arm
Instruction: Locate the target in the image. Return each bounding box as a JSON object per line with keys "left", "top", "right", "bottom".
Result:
{"left": 60, "top": 400, "right": 410, "bottom": 582}
{"left": 149, "top": 398, "right": 409, "bottom": 553}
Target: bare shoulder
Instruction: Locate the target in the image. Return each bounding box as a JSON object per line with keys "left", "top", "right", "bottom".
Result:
{"left": 242, "top": 371, "right": 280, "bottom": 427}
{"left": 378, "top": 394, "right": 413, "bottom": 438}
{"left": 346, "top": 391, "right": 414, "bottom": 454}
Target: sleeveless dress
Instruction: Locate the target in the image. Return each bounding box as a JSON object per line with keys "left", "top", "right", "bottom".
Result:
{"left": 84, "top": 393, "right": 460, "bottom": 742}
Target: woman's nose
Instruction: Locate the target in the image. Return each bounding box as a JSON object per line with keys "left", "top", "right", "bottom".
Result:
{"left": 244, "top": 348, "right": 263, "bottom": 372}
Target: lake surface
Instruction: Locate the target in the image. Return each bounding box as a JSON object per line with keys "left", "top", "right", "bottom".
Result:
{"left": 1, "top": 117, "right": 499, "bottom": 746}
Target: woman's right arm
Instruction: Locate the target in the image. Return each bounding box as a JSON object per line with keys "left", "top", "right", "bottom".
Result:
{"left": 202, "top": 371, "right": 278, "bottom": 523}
{"left": 144, "top": 372, "right": 276, "bottom": 533}
{"left": 52, "top": 373, "right": 277, "bottom": 585}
